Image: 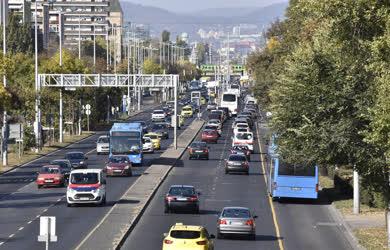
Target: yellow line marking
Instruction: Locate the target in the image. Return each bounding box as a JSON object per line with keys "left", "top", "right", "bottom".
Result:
{"left": 256, "top": 122, "right": 284, "bottom": 250}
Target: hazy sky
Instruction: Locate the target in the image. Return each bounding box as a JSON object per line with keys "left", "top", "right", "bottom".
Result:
{"left": 123, "top": 0, "right": 287, "bottom": 13}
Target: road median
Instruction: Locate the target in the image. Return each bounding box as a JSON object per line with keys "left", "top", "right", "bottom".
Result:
{"left": 75, "top": 119, "right": 205, "bottom": 250}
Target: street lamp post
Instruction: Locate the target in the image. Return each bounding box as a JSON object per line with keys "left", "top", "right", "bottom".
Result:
{"left": 34, "top": 0, "right": 41, "bottom": 151}
{"left": 78, "top": 15, "right": 81, "bottom": 60}
{"left": 2, "top": 0, "right": 8, "bottom": 166}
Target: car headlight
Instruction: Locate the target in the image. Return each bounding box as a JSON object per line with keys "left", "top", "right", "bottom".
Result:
{"left": 54, "top": 177, "right": 61, "bottom": 180}
{"left": 38, "top": 177, "right": 44, "bottom": 181}
{"left": 92, "top": 187, "right": 102, "bottom": 193}
{"left": 124, "top": 165, "right": 130, "bottom": 169}
{"left": 106, "top": 166, "right": 112, "bottom": 170}
{"left": 67, "top": 188, "right": 76, "bottom": 194}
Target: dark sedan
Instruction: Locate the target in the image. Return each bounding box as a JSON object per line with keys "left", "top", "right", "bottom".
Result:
{"left": 164, "top": 185, "right": 200, "bottom": 213}
{"left": 50, "top": 159, "right": 72, "bottom": 181}
{"left": 230, "top": 145, "right": 251, "bottom": 161}
{"left": 188, "top": 141, "right": 209, "bottom": 160}
{"left": 225, "top": 154, "right": 249, "bottom": 175}
{"left": 150, "top": 123, "right": 169, "bottom": 139}
{"left": 104, "top": 155, "right": 132, "bottom": 177}
{"left": 65, "top": 152, "right": 88, "bottom": 169}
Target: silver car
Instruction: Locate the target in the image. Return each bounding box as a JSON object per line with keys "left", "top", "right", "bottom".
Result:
{"left": 217, "top": 207, "right": 257, "bottom": 240}
{"left": 96, "top": 135, "right": 109, "bottom": 155}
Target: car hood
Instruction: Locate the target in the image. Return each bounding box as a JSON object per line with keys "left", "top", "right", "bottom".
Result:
{"left": 68, "top": 159, "right": 83, "bottom": 164}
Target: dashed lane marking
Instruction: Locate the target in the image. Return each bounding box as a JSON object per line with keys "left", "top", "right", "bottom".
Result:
{"left": 27, "top": 221, "right": 32, "bottom": 224}
{"left": 18, "top": 227, "right": 24, "bottom": 231}
{"left": 8, "top": 234, "right": 14, "bottom": 238}
{"left": 0, "top": 242, "right": 4, "bottom": 246}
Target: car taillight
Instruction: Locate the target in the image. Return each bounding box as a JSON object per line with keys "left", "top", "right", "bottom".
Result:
{"left": 218, "top": 219, "right": 227, "bottom": 225}
{"left": 189, "top": 196, "right": 198, "bottom": 202}
{"left": 196, "top": 240, "right": 207, "bottom": 245}
{"left": 166, "top": 196, "right": 176, "bottom": 201}
{"left": 245, "top": 219, "right": 254, "bottom": 226}
{"left": 189, "top": 148, "right": 193, "bottom": 153}
{"left": 243, "top": 162, "right": 249, "bottom": 167}
{"left": 247, "top": 141, "right": 253, "bottom": 144}
{"left": 164, "top": 239, "right": 173, "bottom": 244}
{"left": 204, "top": 149, "right": 208, "bottom": 153}
{"left": 316, "top": 184, "right": 319, "bottom": 192}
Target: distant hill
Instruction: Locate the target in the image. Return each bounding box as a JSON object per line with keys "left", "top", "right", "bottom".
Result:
{"left": 119, "top": 1, "right": 288, "bottom": 37}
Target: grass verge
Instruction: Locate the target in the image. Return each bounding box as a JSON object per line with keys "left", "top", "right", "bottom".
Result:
{"left": 354, "top": 227, "right": 387, "bottom": 250}
{"left": 0, "top": 132, "right": 95, "bottom": 173}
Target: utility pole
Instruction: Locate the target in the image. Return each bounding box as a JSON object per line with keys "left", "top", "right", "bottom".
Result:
{"left": 59, "top": 12, "right": 63, "bottom": 143}
{"left": 2, "top": 0, "right": 8, "bottom": 166}
{"left": 78, "top": 15, "right": 81, "bottom": 60}
{"left": 93, "top": 23, "right": 96, "bottom": 70}
{"left": 34, "top": 0, "right": 41, "bottom": 151}
{"left": 127, "top": 36, "right": 131, "bottom": 116}
{"left": 106, "top": 29, "right": 109, "bottom": 72}
{"left": 353, "top": 169, "right": 360, "bottom": 214}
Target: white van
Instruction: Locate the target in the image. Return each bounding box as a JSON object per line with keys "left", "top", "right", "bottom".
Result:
{"left": 67, "top": 169, "right": 106, "bottom": 206}
{"left": 232, "top": 132, "right": 254, "bottom": 152}
{"left": 220, "top": 92, "right": 239, "bottom": 116}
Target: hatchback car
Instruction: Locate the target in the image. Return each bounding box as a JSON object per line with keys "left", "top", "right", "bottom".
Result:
{"left": 164, "top": 185, "right": 200, "bottom": 213}
{"left": 163, "top": 223, "right": 215, "bottom": 250}
{"left": 104, "top": 155, "right": 132, "bottom": 177}
{"left": 225, "top": 154, "right": 250, "bottom": 174}
{"left": 96, "top": 135, "right": 109, "bottom": 155}
{"left": 142, "top": 137, "right": 154, "bottom": 153}
{"left": 36, "top": 165, "right": 66, "bottom": 188}
{"left": 143, "top": 133, "right": 162, "bottom": 150}
{"left": 65, "top": 152, "right": 88, "bottom": 169}
{"left": 188, "top": 141, "right": 209, "bottom": 160}
{"left": 217, "top": 207, "right": 257, "bottom": 240}
{"left": 201, "top": 129, "right": 218, "bottom": 144}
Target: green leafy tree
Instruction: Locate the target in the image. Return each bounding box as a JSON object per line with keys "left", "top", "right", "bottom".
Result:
{"left": 143, "top": 59, "right": 163, "bottom": 74}
{"left": 0, "top": 13, "right": 33, "bottom": 54}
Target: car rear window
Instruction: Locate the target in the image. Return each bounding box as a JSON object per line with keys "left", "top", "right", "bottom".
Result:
{"left": 170, "top": 230, "right": 200, "bottom": 239}
{"left": 154, "top": 110, "right": 164, "bottom": 114}
{"left": 98, "top": 137, "right": 109, "bottom": 143}
{"left": 169, "top": 187, "right": 195, "bottom": 196}
{"left": 191, "top": 142, "right": 206, "bottom": 148}
{"left": 183, "top": 107, "right": 192, "bottom": 111}
{"left": 228, "top": 155, "right": 247, "bottom": 161}
{"left": 222, "top": 208, "right": 250, "bottom": 218}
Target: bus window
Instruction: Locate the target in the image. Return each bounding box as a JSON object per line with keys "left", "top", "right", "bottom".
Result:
{"left": 223, "top": 94, "right": 236, "bottom": 102}
{"left": 277, "top": 161, "right": 315, "bottom": 177}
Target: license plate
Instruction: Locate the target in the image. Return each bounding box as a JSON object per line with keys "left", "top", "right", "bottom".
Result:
{"left": 80, "top": 197, "right": 90, "bottom": 201}
{"left": 196, "top": 150, "right": 203, "bottom": 153}
{"left": 114, "top": 170, "right": 122, "bottom": 172}
{"left": 177, "top": 198, "right": 187, "bottom": 201}
{"left": 45, "top": 180, "right": 54, "bottom": 183}
{"left": 291, "top": 187, "right": 301, "bottom": 191}
{"left": 231, "top": 222, "right": 243, "bottom": 225}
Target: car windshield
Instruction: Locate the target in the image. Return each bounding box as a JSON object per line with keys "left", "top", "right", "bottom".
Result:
{"left": 169, "top": 187, "right": 195, "bottom": 196}
{"left": 146, "top": 134, "right": 158, "bottom": 139}
{"left": 97, "top": 137, "right": 109, "bottom": 143}
{"left": 236, "top": 133, "right": 253, "bottom": 140}
{"left": 229, "top": 155, "right": 247, "bottom": 161}
{"left": 205, "top": 126, "right": 217, "bottom": 130}
{"left": 70, "top": 173, "right": 99, "bottom": 184}
{"left": 223, "top": 94, "right": 236, "bottom": 102}
{"left": 66, "top": 153, "right": 84, "bottom": 159}
{"left": 222, "top": 208, "right": 250, "bottom": 218}
{"left": 51, "top": 161, "right": 70, "bottom": 170}
{"left": 40, "top": 167, "right": 60, "bottom": 174}
{"left": 191, "top": 142, "right": 206, "bottom": 148}
{"left": 109, "top": 156, "right": 128, "bottom": 163}
{"left": 170, "top": 230, "right": 201, "bottom": 239}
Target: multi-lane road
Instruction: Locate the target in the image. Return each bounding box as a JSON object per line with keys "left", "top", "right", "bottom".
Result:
{"left": 0, "top": 103, "right": 356, "bottom": 250}
{"left": 121, "top": 116, "right": 355, "bottom": 250}
{"left": 0, "top": 104, "right": 196, "bottom": 250}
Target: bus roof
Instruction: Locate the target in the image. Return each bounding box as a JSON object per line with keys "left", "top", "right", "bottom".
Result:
{"left": 110, "top": 123, "right": 142, "bottom": 132}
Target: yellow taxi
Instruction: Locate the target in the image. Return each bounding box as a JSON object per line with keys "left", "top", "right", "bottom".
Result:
{"left": 143, "top": 133, "right": 161, "bottom": 150}
{"left": 200, "top": 96, "right": 207, "bottom": 105}
{"left": 181, "top": 106, "right": 194, "bottom": 118}
{"left": 162, "top": 223, "right": 215, "bottom": 250}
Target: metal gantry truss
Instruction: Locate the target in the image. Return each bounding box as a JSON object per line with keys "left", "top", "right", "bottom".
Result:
{"left": 38, "top": 74, "right": 179, "bottom": 88}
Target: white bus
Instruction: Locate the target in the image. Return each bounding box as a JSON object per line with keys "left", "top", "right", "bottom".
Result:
{"left": 220, "top": 92, "right": 239, "bottom": 116}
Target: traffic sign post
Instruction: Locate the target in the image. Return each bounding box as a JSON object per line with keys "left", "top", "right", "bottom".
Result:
{"left": 38, "top": 216, "right": 57, "bottom": 250}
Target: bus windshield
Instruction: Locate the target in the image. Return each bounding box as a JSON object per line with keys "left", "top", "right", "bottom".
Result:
{"left": 111, "top": 137, "right": 141, "bottom": 154}
{"left": 223, "top": 94, "right": 236, "bottom": 102}
{"left": 277, "top": 161, "right": 316, "bottom": 177}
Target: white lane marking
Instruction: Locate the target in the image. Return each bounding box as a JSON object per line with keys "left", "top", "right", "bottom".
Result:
{"left": 43, "top": 209, "right": 48, "bottom": 212}
{"left": 27, "top": 220, "right": 32, "bottom": 224}
{"left": 57, "top": 198, "right": 62, "bottom": 202}
{"left": 36, "top": 215, "right": 40, "bottom": 218}
{"left": 8, "top": 234, "right": 14, "bottom": 238}
{"left": 0, "top": 242, "right": 4, "bottom": 246}
{"left": 18, "top": 227, "right": 24, "bottom": 231}
{"left": 86, "top": 148, "right": 96, "bottom": 155}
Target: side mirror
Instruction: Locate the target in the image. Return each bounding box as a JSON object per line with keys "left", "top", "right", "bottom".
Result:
{"left": 85, "top": 157, "right": 89, "bottom": 160}
{"left": 253, "top": 215, "right": 258, "bottom": 219}
{"left": 209, "top": 234, "right": 216, "bottom": 239}
{"left": 163, "top": 233, "right": 168, "bottom": 238}
{"left": 101, "top": 179, "right": 106, "bottom": 185}
{"left": 197, "top": 192, "right": 201, "bottom": 195}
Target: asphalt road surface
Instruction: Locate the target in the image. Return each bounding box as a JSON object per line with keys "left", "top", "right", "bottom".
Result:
{"left": 0, "top": 105, "right": 196, "bottom": 250}
{"left": 121, "top": 116, "right": 354, "bottom": 250}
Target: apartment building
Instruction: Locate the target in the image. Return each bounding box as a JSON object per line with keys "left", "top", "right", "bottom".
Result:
{"left": 8, "top": 0, "right": 30, "bottom": 23}
{"left": 108, "top": 0, "right": 123, "bottom": 62}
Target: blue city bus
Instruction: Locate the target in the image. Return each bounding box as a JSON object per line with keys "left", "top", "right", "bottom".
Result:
{"left": 109, "top": 123, "right": 143, "bottom": 165}
{"left": 267, "top": 137, "right": 319, "bottom": 200}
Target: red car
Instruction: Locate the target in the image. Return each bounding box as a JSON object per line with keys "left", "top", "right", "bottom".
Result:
{"left": 104, "top": 155, "right": 132, "bottom": 177}
{"left": 36, "top": 165, "right": 66, "bottom": 188}
{"left": 201, "top": 129, "right": 219, "bottom": 144}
